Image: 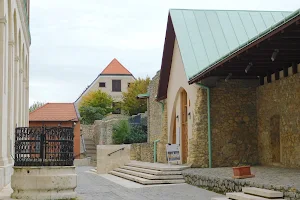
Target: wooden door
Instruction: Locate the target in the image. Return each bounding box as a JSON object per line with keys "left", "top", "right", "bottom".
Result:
{"left": 181, "top": 90, "right": 188, "bottom": 163}
{"left": 172, "top": 116, "right": 176, "bottom": 144}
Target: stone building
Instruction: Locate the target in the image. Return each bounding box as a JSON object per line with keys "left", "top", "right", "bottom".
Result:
{"left": 0, "top": 0, "right": 31, "bottom": 191}
{"left": 75, "top": 58, "right": 135, "bottom": 113}
{"left": 156, "top": 8, "right": 300, "bottom": 168}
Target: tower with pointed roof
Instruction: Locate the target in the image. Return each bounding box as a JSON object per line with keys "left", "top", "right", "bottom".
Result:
{"left": 75, "top": 58, "right": 135, "bottom": 113}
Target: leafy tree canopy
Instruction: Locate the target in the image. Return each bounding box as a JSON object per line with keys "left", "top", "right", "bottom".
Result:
{"left": 122, "top": 77, "right": 150, "bottom": 116}
{"left": 29, "top": 101, "right": 45, "bottom": 112}
{"left": 79, "top": 90, "right": 113, "bottom": 124}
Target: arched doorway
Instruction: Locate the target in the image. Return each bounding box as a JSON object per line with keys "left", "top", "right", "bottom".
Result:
{"left": 181, "top": 90, "right": 188, "bottom": 163}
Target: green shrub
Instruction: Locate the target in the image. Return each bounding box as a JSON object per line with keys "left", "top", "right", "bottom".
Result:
{"left": 112, "top": 121, "right": 147, "bottom": 144}
{"left": 112, "top": 120, "right": 131, "bottom": 144}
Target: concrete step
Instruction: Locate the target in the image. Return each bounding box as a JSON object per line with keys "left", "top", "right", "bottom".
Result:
{"left": 226, "top": 192, "right": 284, "bottom": 200}
{"left": 114, "top": 168, "right": 183, "bottom": 180}
{"left": 126, "top": 161, "right": 190, "bottom": 171}
{"left": 86, "top": 149, "right": 96, "bottom": 153}
{"left": 84, "top": 140, "right": 95, "bottom": 145}
{"left": 211, "top": 198, "right": 229, "bottom": 200}
{"left": 242, "top": 187, "right": 283, "bottom": 198}
{"left": 109, "top": 171, "right": 185, "bottom": 185}
{"left": 121, "top": 165, "right": 182, "bottom": 175}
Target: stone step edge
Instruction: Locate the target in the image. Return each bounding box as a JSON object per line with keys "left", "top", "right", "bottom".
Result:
{"left": 121, "top": 165, "right": 182, "bottom": 175}
{"left": 226, "top": 192, "right": 284, "bottom": 200}
{"left": 126, "top": 162, "right": 189, "bottom": 171}
{"left": 242, "top": 187, "right": 283, "bottom": 198}
{"left": 109, "top": 171, "right": 185, "bottom": 185}
{"left": 114, "top": 168, "right": 184, "bottom": 180}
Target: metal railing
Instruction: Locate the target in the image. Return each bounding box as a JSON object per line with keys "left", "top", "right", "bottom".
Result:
{"left": 14, "top": 126, "right": 74, "bottom": 166}
{"left": 107, "top": 147, "right": 125, "bottom": 156}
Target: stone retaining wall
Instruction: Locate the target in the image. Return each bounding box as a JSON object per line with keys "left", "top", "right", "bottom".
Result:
{"left": 183, "top": 171, "right": 300, "bottom": 200}
{"left": 130, "top": 143, "right": 154, "bottom": 163}
{"left": 257, "top": 72, "right": 300, "bottom": 168}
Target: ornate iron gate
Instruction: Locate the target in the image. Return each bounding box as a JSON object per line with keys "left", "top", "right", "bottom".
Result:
{"left": 14, "top": 126, "right": 74, "bottom": 166}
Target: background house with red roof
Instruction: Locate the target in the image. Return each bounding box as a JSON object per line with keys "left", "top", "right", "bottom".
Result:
{"left": 74, "top": 58, "right": 135, "bottom": 113}
{"left": 29, "top": 103, "right": 81, "bottom": 158}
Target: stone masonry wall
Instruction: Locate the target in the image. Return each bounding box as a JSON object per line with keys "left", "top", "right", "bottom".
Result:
{"left": 130, "top": 143, "right": 154, "bottom": 163}
{"left": 80, "top": 124, "right": 94, "bottom": 140}
{"left": 94, "top": 115, "right": 129, "bottom": 145}
{"left": 147, "top": 71, "right": 163, "bottom": 143}
{"left": 210, "top": 80, "right": 258, "bottom": 167}
{"left": 188, "top": 88, "right": 209, "bottom": 167}
{"left": 257, "top": 73, "right": 300, "bottom": 168}
{"left": 156, "top": 101, "right": 168, "bottom": 163}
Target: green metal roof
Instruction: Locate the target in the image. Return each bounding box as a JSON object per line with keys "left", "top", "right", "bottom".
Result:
{"left": 136, "top": 93, "right": 149, "bottom": 99}
{"left": 170, "top": 9, "right": 294, "bottom": 80}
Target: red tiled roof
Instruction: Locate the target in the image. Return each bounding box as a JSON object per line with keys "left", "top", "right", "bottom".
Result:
{"left": 29, "top": 103, "right": 79, "bottom": 122}
{"left": 100, "top": 58, "right": 132, "bottom": 75}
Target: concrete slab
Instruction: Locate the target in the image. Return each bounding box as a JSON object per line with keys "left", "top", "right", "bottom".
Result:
{"left": 127, "top": 160, "right": 190, "bottom": 171}
{"left": 114, "top": 168, "right": 183, "bottom": 180}
{"left": 110, "top": 171, "right": 185, "bottom": 185}
{"left": 121, "top": 165, "right": 182, "bottom": 175}
{"left": 242, "top": 187, "right": 283, "bottom": 198}
{"left": 226, "top": 192, "right": 284, "bottom": 200}
{"left": 211, "top": 197, "right": 230, "bottom": 200}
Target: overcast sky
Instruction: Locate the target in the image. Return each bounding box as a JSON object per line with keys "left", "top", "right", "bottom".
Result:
{"left": 29, "top": 0, "right": 300, "bottom": 106}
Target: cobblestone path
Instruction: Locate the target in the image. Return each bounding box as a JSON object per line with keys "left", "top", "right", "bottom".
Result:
{"left": 76, "top": 166, "right": 224, "bottom": 200}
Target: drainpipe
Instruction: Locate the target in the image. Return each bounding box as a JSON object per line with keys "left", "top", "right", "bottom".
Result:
{"left": 158, "top": 101, "right": 164, "bottom": 112}
{"left": 196, "top": 83, "right": 212, "bottom": 168}
{"left": 153, "top": 139, "right": 160, "bottom": 162}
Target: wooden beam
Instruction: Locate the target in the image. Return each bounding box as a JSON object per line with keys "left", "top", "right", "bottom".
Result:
{"left": 259, "top": 76, "right": 264, "bottom": 85}
{"left": 267, "top": 72, "right": 272, "bottom": 83}
{"left": 292, "top": 62, "right": 298, "bottom": 74}
{"left": 283, "top": 67, "right": 288, "bottom": 77}
{"left": 275, "top": 70, "right": 280, "bottom": 80}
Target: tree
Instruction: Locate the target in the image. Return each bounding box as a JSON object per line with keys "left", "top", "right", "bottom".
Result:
{"left": 79, "top": 90, "right": 113, "bottom": 124}
{"left": 122, "top": 77, "right": 150, "bottom": 115}
{"left": 29, "top": 101, "right": 45, "bottom": 112}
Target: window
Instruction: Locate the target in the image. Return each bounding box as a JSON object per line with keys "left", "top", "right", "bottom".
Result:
{"left": 99, "top": 82, "right": 106, "bottom": 87}
{"left": 128, "top": 83, "right": 131, "bottom": 88}
{"left": 112, "top": 80, "right": 121, "bottom": 92}
{"left": 112, "top": 102, "right": 121, "bottom": 114}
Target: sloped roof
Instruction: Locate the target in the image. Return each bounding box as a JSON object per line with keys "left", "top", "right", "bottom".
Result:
{"left": 101, "top": 58, "right": 132, "bottom": 75}
{"left": 170, "top": 9, "right": 292, "bottom": 80}
{"left": 157, "top": 9, "right": 294, "bottom": 100}
{"left": 30, "top": 103, "right": 79, "bottom": 122}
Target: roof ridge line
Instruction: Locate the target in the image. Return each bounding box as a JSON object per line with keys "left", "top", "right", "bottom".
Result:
{"left": 29, "top": 102, "right": 49, "bottom": 114}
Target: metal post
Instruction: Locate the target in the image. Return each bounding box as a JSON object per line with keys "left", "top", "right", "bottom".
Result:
{"left": 153, "top": 139, "right": 160, "bottom": 163}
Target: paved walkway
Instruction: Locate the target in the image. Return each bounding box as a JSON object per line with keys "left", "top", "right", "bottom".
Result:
{"left": 76, "top": 166, "right": 224, "bottom": 200}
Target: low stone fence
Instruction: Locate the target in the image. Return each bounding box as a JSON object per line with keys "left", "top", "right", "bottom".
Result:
{"left": 182, "top": 168, "right": 300, "bottom": 200}
{"left": 97, "top": 145, "right": 131, "bottom": 174}
{"left": 130, "top": 143, "right": 154, "bottom": 163}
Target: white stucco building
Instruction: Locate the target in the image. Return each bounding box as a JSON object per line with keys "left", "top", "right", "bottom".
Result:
{"left": 75, "top": 58, "right": 135, "bottom": 113}
{"left": 0, "top": 0, "right": 30, "bottom": 191}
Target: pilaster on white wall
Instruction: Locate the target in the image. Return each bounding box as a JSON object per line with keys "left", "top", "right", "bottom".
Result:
{"left": 14, "top": 56, "right": 19, "bottom": 127}
{"left": 0, "top": 9, "right": 8, "bottom": 167}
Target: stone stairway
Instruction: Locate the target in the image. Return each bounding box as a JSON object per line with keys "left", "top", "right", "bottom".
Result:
{"left": 212, "top": 187, "right": 284, "bottom": 200}
{"left": 84, "top": 137, "right": 97, "bottom": 164}
{"left": 109, "top": 161, "right": 189, "bottom": 185}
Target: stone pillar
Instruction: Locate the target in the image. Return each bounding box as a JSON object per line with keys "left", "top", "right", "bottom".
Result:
{"left": 18, "top": 66, "right": 23, "bottom": 126}
{"left": 7, "top": 40, "right": 14, "bottom": 164}
{"left": 14, "top": 56, "right": 19, "bottom": 127}
{"left": 0, "top": 14, "right": 8, "bottom": 168}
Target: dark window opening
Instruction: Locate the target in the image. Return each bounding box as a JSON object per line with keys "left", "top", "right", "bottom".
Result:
{"left": 112, "top": 80, "right": 121, "bottom": 92}
{"left": 128, "top": 83, "right": 131, "bottom": 88}
{"left": 99, "top": 82, "right": 106, "bottom": 87}
{"left": 112, "top": 102, "right": 121, "bottom": 114}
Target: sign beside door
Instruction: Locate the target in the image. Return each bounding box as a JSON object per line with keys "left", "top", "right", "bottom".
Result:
{"left": 166, "top": 143, "right": 180, "bottom": 164}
